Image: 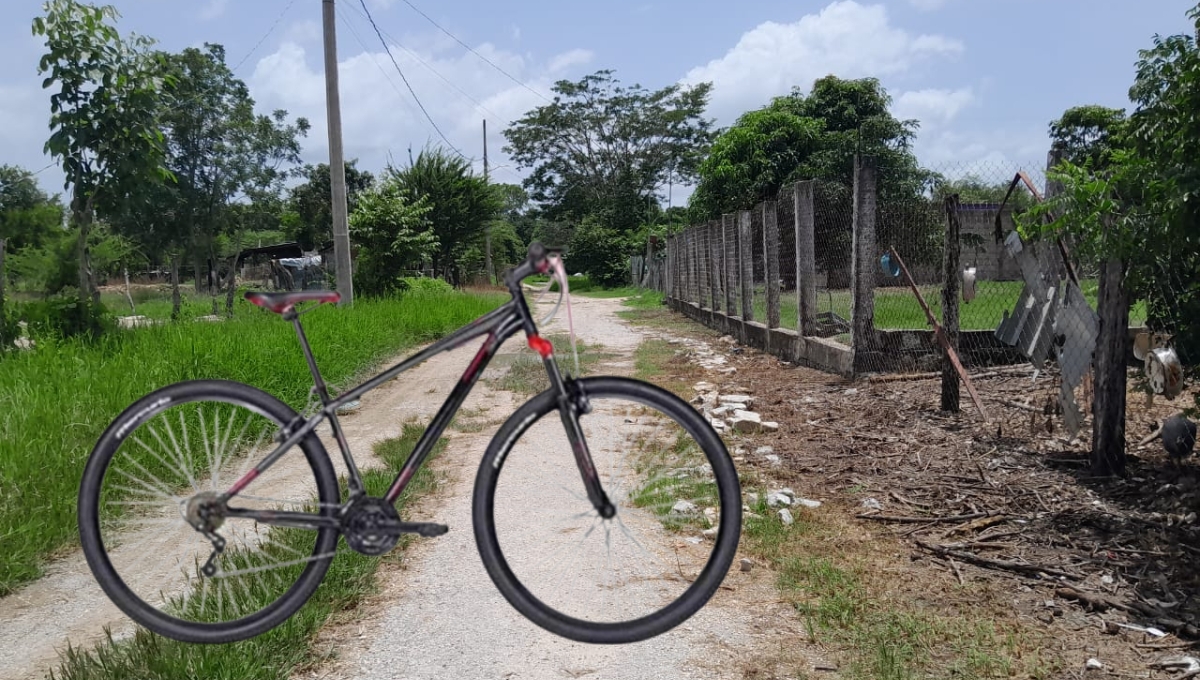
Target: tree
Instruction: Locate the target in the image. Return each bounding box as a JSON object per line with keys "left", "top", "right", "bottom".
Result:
{"left": 1049, "top": 105, "right": 1128, "bottom": 168}
{"left": 286, "top": 160, "right": 374, "bottom": 250}
{"left": 348, "top": 177, "right": 437, "bottom": 297}
{"left": 388, "top": 147, "right": 501, "bottom": 285}
{"left": 0, "top": 165, "right": 62, "bottom": 252}
{"left": 34, "top": 0, "right": 170, "bottom": 306}
{"left": 503, "top": 70, "right": 715, "bottom": 233}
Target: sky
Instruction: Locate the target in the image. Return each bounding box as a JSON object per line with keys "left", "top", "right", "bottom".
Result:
{"left": 1, "top": 0, "right": 1196, "bottom": 205}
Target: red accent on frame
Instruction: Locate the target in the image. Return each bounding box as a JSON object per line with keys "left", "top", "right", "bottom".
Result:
{"left": 228, "top": 469, "right": 260, "bottom": 495}
{"left": 528, "top": 334, "right": 553, "bottom": 358}
{"left": 461, "top": 334, "right": 493, "bottom": 383}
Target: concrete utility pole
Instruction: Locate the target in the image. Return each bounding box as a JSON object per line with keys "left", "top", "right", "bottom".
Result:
{"left": 483, "top": 119, "right": 495, "bottom": 283}
{"left": 322, "top": 0, "right": 353, "bottom": 304}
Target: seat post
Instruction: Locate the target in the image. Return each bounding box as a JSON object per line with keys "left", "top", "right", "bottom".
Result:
{"left": 286, "top": 312, "right": 331, "bottom": 402}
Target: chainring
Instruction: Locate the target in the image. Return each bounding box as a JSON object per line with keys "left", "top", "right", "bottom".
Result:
{"left": 342, "top": 496, "right": 401, "bottom": 556}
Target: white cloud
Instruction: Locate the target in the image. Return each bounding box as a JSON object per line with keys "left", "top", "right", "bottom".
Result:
{"left": 510, "top": 25, "right": 521, "bottom": 42}
{"left": 282, "top": 20, "right": 321, "bottom": 47}
{"left": 681, "top": 0, "right": 963, "bottom": 125}
{"left": 248, "top": 36, "right": 589, "bottom": 184}
{"left": 198, "top": 0, "right": 229, "bottom": 21}
{"left": 893, "top": 87, "right": 975, "bottom": 126}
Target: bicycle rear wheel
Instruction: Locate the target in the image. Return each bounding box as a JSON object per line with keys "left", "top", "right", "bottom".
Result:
{"left": 78, "top": 380, "right": 341, "bottom": 643}
{"left": 473, "top": 376, "right": 741, "bottom": 644}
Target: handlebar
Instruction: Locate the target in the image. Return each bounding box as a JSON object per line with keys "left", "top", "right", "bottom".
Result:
{"left": 504, "top": 242, "right": 562, "bottom": 288}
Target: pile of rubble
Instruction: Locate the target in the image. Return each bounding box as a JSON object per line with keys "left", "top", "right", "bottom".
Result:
{"left": 690, "top": 380, "right": 778, "bottom": 434}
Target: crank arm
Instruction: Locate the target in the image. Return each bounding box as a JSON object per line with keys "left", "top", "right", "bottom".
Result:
{"left": 375, "top": 519, "right": 449, "bottom": 538}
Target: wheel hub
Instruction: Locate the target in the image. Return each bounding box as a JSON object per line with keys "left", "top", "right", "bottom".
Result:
{"left": 342, "top": 496, "right": 401, "bottom": 556}
{"left": 183, "top": 491, "right": 226, "bottom": 532}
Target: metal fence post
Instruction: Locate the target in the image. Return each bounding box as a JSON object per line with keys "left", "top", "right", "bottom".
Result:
{"left": 941, "top": 193, "right": 962, "bottom": 412}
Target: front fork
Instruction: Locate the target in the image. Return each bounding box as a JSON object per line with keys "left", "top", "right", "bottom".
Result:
{"left": 558, "top": 378, "right": 615, "bottom": 519}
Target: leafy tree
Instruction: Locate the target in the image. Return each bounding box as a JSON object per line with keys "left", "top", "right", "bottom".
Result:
{"left": 503, "top": 70, "right": 715, "bottom": 234}
{"left": 349, "top": 177, "right": 437, "bottom": 297}
{"left": 688, "top": 108, "right": 823, "bottom": 218}
{"left": 0, "top": 165, "right": 62, "bottom": 252}
{"left": 1049, "top": 105, "right": 1128, "bottom": 168}
{"left": 286, "top": 160, "right": 374, "bottom": 250}
{"left": 566, "top": 216, "right": 630, "bottom": 287}
{"left": 388, "top": 147, "right": 501, "bottom": 285}
{"left": 34, "top": 0, "right": 170, "bottom": 306}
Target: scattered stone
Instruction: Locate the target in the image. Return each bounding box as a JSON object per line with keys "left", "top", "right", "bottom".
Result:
{"left": 336, "top": 400, "right": 362, "bottom": 414}
{"left": 730, "top": 410, "right": 765, "bottom": 433}
{"left": 761, "top": 421, "right": 780, "bottom": 432}
{"left": 719, "top": 367, "right": 737, "bottom": 374}
{"left": 1085, "top": 658, "right": 1103, "bottom": 671}
{"left": 702, "top": 527, "right": 719, "bottom": 539}
{"left": 684, "top": 536, "right": 703, "bottom": 544}
{"left": 671, "top": 500, "right": 699, "bottom": 515}
{"left": 13, "top": 337, "right": 34, "bottom": 350}
{"left": 711, "top": 405, "right": 731, "bottom": 417}
{"left": 703, "top": 507, "right": 718, "bottom": 527}
{"left": 719, "top": 394, "right": 754, "bottom": 407}
{"left": 710, "top": 419, "right": 726, "bottom": 431}
{"left": 796, "top": 498, "right": 822, "bottom": 509}
{"left": 196, "top": 314, "right": 224, "bottom": 322}
{"left": 746, "top": 492, "right": 760, "bottom": 506}
{"left": 765, "top": 454, "right": 782, "bottom": 466}
{"left": 844, "top": 388, "right": 858, "bottom": 396}
{"left": 767, "top": 491, "right": 793, "bottom": 507}
{"left": 755, "top": 446, "right": 774, "bottom": 456}
{"left": 739, "top": 558, "right": 753, "bottom": 572}
{"left": 719, "top": 335, "right": 737, "bottom": 344}
{"left": 694, "top": 381, "right": 716, "bottom": 392}
{"left": 778, "top": 508, "right": 794, "bottom": 525}
{"left": 861, "top": 497, "right": 883, "bottom": 511}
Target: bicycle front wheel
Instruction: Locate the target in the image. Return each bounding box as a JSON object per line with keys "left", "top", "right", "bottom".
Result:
{"left": 473, "top": 376, "right": 741, "bottom": 644}
{"left": 78, "top": 380, "right": 341, "bottom": 644}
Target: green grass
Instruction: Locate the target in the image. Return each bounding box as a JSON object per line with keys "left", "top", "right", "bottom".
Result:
{"left": 743, "top": 279, "right": 1148, "bottom": 331}
{"left": 51, "top": 424, "right": 446, "bottom": 680}
{"left": 0, "top": 289, "right": 506, "bottom": 595}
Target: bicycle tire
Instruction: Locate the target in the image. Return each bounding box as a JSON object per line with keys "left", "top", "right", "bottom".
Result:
{"left": 472, "top": 376, "right": 741, "bottom": 644}
{"left": 78, "top": 379, "right": 341, "bottom": 644}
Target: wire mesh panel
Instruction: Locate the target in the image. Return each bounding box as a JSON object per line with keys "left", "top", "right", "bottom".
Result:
{"left": 812, "top": 179, "right": 854, "bottom": 343}
{"left": 724, "top": 215, "right": 738, "bottom": 318}
{"left": 777, "top": 187, "right": 798, "bottom": 332}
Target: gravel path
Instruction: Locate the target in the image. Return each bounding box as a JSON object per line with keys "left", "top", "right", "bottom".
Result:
{"left": 313, "top": 296, "right": 786, "bottom": 680}
{"left": 0, "top": 331, "right": 494, "bottom": 680}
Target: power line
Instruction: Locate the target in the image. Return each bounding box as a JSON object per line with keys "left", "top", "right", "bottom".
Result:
{"left": 340, "top": 1, "right": 506, "bottom": 123}
{"left": 231, "top": 0, "right": 299, "bottom": 73}
{"left": 336, "top": 7, "right": 428, "bottom": 128}
{"left": 395, "top": 0, "right": 550, "bottom": 103}
{"left": 356, "top": 0, "right": 468, "bottom": 160}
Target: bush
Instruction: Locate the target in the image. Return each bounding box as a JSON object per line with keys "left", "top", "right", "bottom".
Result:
{"left": 15, "top": 291, "right": 112, "bottom": 340}
{"left": 566, "top": 219, "right": 629, "bottom": 288}
{"left": 400, "top": 276, "right": 455, "bottom": 294}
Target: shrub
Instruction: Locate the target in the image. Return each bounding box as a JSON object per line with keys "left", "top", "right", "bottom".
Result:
{"left": 15, "top": 290, "right": 112, "bottom": 340}
{"left": 400, "top": 276, "right": 454, "bottom": 294}
{"left": 566, "top": 218, "right": 629, "bottom": 288}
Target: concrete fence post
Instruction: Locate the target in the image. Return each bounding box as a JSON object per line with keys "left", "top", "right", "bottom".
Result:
{"left": 739, "top": 210, "right": 754, "bottom": 323}
{"left": 795, "top": 181, "right": 817, "bottom": 336}
{"left": 851, "top": 154, "right": 878, "bottom": 366}
{"left": 764, "top": 200, "right": 781, "bottom": 329}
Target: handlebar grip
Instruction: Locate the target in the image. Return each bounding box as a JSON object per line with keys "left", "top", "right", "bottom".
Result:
{"left": 527, "top": 242, "right": 546, "bottom": 264}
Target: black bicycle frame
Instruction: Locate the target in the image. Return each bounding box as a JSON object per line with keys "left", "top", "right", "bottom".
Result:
{"left": 218, "top": 278, "right": 613, "bottom": 530}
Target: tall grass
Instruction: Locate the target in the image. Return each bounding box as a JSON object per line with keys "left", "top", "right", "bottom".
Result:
{"left": 0, "top": 289, "right": 506, "bottom": 594}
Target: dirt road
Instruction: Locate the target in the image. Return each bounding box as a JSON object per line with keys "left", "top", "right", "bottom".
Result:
{"left": 0, "top": 295, "right": 802, "bottom": 680}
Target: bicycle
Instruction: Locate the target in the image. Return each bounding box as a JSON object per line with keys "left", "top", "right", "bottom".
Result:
{"left": 78, "top": 243, "right": 741, "bottom": 645}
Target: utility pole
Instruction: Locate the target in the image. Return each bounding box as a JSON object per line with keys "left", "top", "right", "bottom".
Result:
{"left": 322, "top": 0, "right": 353, "bottom": 304}
{"left": 483, "top": 119, "right": 495, "bottom": 284}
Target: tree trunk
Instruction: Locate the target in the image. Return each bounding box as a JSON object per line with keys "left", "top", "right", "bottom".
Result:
{"left": 170, "top": 253, "right": 182, "bottom": 321}
{"left": 123, "top": 268, "right": 135, "bottom": 313}
{"left": 73, "top": 189, "right": 99, "bottom": 305}
{"left": 1091, "top": 256, "right": 1130, "bottom": 476}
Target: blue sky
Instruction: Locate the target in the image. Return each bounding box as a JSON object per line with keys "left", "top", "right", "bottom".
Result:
{"left": 1, "top": 0, "right": 1196, "bottom": 203}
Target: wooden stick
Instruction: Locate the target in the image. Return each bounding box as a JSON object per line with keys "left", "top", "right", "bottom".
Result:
{"left": 857, "top": 512, "right": 989, "bottom": 524}
{"left": 917, "top": 540, "right": 1079, "bottom": 580}
{"left": 887, "top": 246, "right": 988, "bottom": 421}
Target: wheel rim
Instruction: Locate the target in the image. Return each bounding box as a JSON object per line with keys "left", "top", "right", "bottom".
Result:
{"left": 86, "top": 392, "right": 337, "bottom": 630}
{"left": 486, "top": 387, "right": 738, "bottom": 629}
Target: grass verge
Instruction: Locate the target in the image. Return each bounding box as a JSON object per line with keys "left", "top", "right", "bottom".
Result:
{"left": 625, "top": 300, "right": 1058, "bottom": 680}
{"left": 51, "top": 424, "right": 447, "bottom": 680}
{"left": 0, "top": 289, "right": 506, "bottom": 594}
